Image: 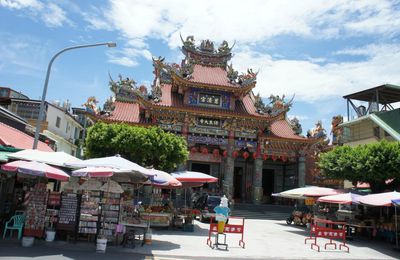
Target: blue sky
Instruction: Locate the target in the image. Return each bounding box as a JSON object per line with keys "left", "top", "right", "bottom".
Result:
{"left": 1, "top": 0, "right": 400, "bottom": 137}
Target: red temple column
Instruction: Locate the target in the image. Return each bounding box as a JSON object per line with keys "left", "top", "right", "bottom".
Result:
{"left": 224, "top": 131, "right": 235, "bottom": 202}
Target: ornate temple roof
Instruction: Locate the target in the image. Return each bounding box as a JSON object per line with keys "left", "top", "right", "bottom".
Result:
{"left": 188, "top": 64, "right": 238, "bottom": 88}
{"left": 270, "top": 120, "right": 307, "bottom": 141}
{"left": 105, "top": 101, "right": 140, "bottom": 124}
{"left": 98, "top": 37, "right": 318, "bottom": 144}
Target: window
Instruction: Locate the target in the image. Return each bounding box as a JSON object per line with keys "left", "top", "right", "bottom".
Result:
{"left": 66, "top": 122, "right": 70, "bottom": 133}
{"left": 56, "top": 117, "right": 61, "bottom": 128}
{"left": 384, "top": 131, "right": 391, "bottom": 137}
{"left": 373, "top": 126, "right": 380, "bottom": 139}
{"left": 74, "top": 127, "right": 79, "bottom": 139}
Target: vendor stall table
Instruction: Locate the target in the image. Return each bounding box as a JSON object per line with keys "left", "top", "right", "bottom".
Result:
{"left": 121, "top": 223, "right": 148, "bottom": 247}
{"left": 140, "top": 212, "right": 172, "bottom": 227}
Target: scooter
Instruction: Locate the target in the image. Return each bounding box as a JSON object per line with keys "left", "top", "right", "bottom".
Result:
{"left": 286, "top": 209, "right": 312, "bottom": 226}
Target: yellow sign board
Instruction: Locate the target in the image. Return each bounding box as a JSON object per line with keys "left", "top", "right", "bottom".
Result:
{"left": 305, "top": 198, "right": 315, "bottom": 205}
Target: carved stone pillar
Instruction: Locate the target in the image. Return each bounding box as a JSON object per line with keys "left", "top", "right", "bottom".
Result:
{"left": 298, "top": 156, "right": 306, "bottom": 187}
{"left": 224, "top": 133, "right": 235, "bottom": 201}
{"left": 253, "top": 157, "right": 263, "bottom": 204}
{"left": 183, "top": 114, "right": 189, "bottom": 138}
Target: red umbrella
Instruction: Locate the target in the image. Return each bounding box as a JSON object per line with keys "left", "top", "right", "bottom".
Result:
{"left": 1, "top": 160, "right": 69, "bottom": 181}
{"left": 317, "top": 192, "right": 363, "bottom": 204}
{"left": 357, "top": 191, "right": 400, "bottom": 207}
{"left": 171, "top": 170, "right": 218, "bottom": 184}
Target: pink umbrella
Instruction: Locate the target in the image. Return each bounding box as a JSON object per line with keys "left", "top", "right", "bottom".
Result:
{"left": 1, "top": 160, "right": 69, "bottom": 181}
{"left": 171, "top": 171, "right": 218, "bottom": 184}
{"left": 72, "top": 167, "right": 116, "bottom": 178}
{"left": 273, "top": 186, "right": 342, "bottom": 199}
{"left": 147, "top": 168, "right": 182, "bottom": 188}
{"left": 71, "top": 166, "right": 147, "bottom": 183}
{"left": 318, "top": 192, "right": 363, "bottom": 204}
{"left": 357, "top": 191, "right": 400, "bottom": 207}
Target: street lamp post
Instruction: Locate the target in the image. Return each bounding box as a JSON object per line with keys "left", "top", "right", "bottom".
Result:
{"left": 32, "top": 42, "right": 116, "bottom": 149}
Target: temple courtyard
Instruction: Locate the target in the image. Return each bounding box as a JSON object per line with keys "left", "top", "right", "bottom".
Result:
{"left": 0, "top": 218, "right": 398, "bottom": 260}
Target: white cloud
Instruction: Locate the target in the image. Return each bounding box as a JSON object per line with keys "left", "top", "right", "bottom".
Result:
{"left": 231, "top": 43, "right": 400, "bottom": 102}
{"left": 107, "top": 46, "right": 152, "bottom": 67}
{"left": 0, "top": 0, "right": 42, "bottom": 9}
{"left": 0, "top": 33, "right": 48, "bottom": 76}
{"left": 41, "top": 3, "right": 69, "bottom": 27}
{"left": 89, "top": 0, "right": 400, "bottom": 44}
{"left": 0, "top": 0, "right": 70, "bottom": 27}
{"left": 288, "top": 115, "right": 309, "bottom": 121}
{"left": 108, "top": 56, "right": 138, "bottom": 67}
{"left": 84, "top": 0, "right": 400, "bottom": 102}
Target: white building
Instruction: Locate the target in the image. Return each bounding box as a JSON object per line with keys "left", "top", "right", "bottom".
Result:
{"left": 3, "top": 96, "right": 85, "bottom": 157}
{"left": 44, "top": 100, "right": 84, "bottom": 157}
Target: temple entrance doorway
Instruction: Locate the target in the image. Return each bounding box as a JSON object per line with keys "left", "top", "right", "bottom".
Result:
{"left": 233, "top": 167, "right": 243, "bottom": 202}
{"left": 190, "top": 163, "right": 210, "bottom": 174}
{"left": 262, "top": 169, "right": 275, "bottom": 204}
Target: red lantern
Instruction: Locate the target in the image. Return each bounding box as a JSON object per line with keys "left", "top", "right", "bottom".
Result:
{"left": 201, "top": 147, "right": 208, "bottom": 154}
{"left": 252, "top": 152, "right": 258, "bottom": 160}
{"left": 190, "top": 147, "right": 197, "bottom": 154}
{"left": 242, "top": 151, "right": 249, "bottom": 160}
{"left": 281, "top": 155, "right": 288, "bottom": 162}
{"left": 213, "top": 149, "right": 220, "bottom": 158}
{"left": 272, "top": 155, "right": 277, "bottom": 161}
{"left": 232, "top": 150, "right": 239, "bottom": 158}
{"left": 262, "top": 154, "right": 269, "bottom": 161}
{"left": 223, "top": 150, "right": 228, "bottom": 158}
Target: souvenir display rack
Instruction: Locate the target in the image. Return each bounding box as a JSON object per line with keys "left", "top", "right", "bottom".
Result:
{"left": 24, "top": 183, "right": 48, "bottom": 237}
{"left": 45, "top": 191, "right": 60, "bottom": 230}
{"left": 57, "top": 192, "right": 80, "bottom": 234}
{"left": 78, "top": 191, "right": 100, "bottom": 235}
{"left": 119, "top": 199, "right": 141, "bottom": 225}
{"left": 99, "top": 192, "right": 121, "bottom": 242}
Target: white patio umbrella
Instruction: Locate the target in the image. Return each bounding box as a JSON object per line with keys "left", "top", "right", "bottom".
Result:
{"left": 272, "top": 186, "right": 342, "bottom": 199}
{"left": 66, "top": 155, "right": 154, "bottom": 178}
{"left": 8, "top": 149, "right": 82, "bottom": 167}
{"left": 72, "top": 166, "right": 147, "bottom": 183}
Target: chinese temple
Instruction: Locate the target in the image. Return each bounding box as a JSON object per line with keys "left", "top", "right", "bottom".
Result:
{"left": 98, "top": 36, "right": 326, "bottom": 204}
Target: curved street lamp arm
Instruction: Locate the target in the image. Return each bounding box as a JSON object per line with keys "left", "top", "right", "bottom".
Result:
{"left": 33, "top": 42, "right": 116, "bottom": 149}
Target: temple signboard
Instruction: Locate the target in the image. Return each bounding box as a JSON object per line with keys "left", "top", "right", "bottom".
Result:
{"left": 199, "top": 93, "right": 221, "bottom": 106}
{"left": 198, "top": 117, "right": 220, "bottom": 127}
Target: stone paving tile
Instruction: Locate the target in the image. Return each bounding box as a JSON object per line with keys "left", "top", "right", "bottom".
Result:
{"left": 0, "top": 219, "right": 398, "bottom": 260}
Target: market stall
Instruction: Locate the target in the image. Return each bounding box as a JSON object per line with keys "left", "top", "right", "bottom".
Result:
{"left": 1, "top": 160, "right": 70, "bottom": 239}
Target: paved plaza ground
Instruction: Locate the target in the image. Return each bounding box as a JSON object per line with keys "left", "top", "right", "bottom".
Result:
{"left": 0, "top": 218, "right": 399, "bottom": 260}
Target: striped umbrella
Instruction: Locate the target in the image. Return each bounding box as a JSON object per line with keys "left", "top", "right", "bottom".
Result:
{"left": 1, "top": 160, "right": 69, "bottom": 181}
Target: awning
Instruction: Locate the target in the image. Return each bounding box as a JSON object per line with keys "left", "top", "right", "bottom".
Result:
{"left": 8, "top": 149, "right": 81, "bottom": 167}
{"left": 0, "top": 145, "right": 22, "bottom": 162}
{"left": 0, "top": 122, "right": 53, "bottom": 152}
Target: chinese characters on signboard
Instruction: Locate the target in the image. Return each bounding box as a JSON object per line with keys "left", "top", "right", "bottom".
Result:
{"left": 198, "top": 117, "right": 220, "bottom": 127}
{"left": 199, "top": 93, "right": 221, "bottom": 106}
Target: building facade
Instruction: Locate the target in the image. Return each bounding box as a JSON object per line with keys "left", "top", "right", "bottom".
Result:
{"left": 341, "top": 84, "right": 400, "bottom": 146}
{"left": 0, "top": 88, "right": 85, "bottom": 157}
{"left": 98, "top": 37, "right": 325, "bottom": 203}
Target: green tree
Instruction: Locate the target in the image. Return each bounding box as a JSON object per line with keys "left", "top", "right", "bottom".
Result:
{"left": 85, "top": 122, "right": 189, "bottom": 171}
{"left": 318, "top": 141, "right": 400, "bottom": 193}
